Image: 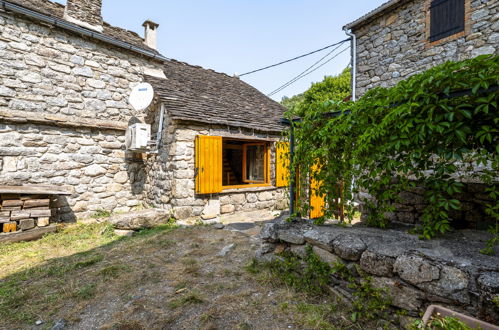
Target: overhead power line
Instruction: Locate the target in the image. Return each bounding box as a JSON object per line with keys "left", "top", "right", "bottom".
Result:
{"left": 238, "top": 38, "right": 350, "bottom": 77}
{"left": 268, "top": 44, "right": 350, "bottom": 97}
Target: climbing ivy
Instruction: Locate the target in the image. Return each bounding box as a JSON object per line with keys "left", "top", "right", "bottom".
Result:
{"left": 289, "top": 55, "right": 499, "bottom": 243}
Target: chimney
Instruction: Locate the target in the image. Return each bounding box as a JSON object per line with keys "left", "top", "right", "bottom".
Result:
{"left": 64, "top": 0, "right": 104, "bottom": 33}
{"left": 143, "top": 20, "right": 159, "bottom": 50}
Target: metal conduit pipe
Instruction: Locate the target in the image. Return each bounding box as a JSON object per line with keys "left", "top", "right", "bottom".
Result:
{"left": 343, "top": 28, "right": 357, "bottom": 101}
{"left": 0, "top": 0, "right": 169, "bottom": 62}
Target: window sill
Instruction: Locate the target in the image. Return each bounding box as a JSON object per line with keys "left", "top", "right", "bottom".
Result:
{"left": 221, "top": 185, "right": 281, "bottom": 194}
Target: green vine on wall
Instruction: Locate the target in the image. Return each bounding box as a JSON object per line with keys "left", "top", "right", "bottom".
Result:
{"left": 288, "top": 55, "right": 498, "bottom": 247}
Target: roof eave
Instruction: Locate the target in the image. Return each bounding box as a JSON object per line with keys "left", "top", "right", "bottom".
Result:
{"left": 343, "top": 0, "right": 408, "bottom": 31}
{"left": 0, "top": 0, "right": 169, "bottom": 62}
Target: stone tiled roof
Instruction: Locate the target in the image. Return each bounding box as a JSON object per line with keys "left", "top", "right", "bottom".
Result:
{"left": 343, "top": 0, "right": 412, "bottom": 30}
{"left": 146, "top": 60, "right": 286, "bottom": 133}
{"left": 5, "top": 0, "right": 159, "bottom": 54}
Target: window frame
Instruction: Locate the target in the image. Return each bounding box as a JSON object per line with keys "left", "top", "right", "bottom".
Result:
{"left": 425, "top": 0, "right": 471, "bottom": 48}
{"left": 222, "top": 139, "right": 271, "bottom": 190}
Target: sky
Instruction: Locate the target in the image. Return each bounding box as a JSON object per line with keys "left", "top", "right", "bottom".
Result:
{"left": 54, "top": 0, "right": 387, "bottom": 101}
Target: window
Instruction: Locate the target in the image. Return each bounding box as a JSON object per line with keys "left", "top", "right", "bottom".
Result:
{"left": 195, "top": 135, "right": 271, "bottom": 194}
{"left": 429, "top": 0, "right": 465, "bottom": 42}
{"left": 222, "top": 139, "right": 269, "bottom": 188}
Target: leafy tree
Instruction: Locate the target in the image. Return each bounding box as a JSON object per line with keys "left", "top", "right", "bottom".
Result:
{"left": 280, "top": 68, "right": 351, "bottom": 113}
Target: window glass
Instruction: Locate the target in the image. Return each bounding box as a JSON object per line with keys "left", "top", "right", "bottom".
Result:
{"left": 245, "top": 144, "right": 266, "bottom": 182}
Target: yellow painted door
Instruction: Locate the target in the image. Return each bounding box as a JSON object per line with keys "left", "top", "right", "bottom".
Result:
{"left": 276, "top": 142, "right": 290, "bottom": 187}
{"left": 195, "top": 135, "right": 223, "bottom": 194}
{"left": 309, "top": 163, "right": 325, "bottom": 219}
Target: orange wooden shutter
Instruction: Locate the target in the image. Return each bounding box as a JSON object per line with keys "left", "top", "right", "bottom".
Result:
{"left": 276, "top": 142, "right": 290, "bottom": 187}
{"left": 309, "top": 163, "right": 325, "bottom": 219}
{"left": 195, "top": 135, "right": 223, "bottom": 194}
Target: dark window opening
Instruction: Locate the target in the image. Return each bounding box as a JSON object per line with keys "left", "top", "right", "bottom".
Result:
{"left": 430, "top": 0, "right": 465, "bottom": 42}
{"left": 222, "top": 139, "right": 269, "bottom": 187}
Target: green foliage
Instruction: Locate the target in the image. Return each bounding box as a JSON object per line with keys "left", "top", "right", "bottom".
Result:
{"left": 281, "top": 68, "right": 351, "bottom": 114}
{"left": 411, "top": 315, "right": 472, "bottom": 330}
{"left": 290, "top": 55, "right": 499, "bottom": 242}
{"left": 267, "top": 246, "right": 332, "bottom": 295}
{"left": 90, "top": 209, "right": 111, "bottom": 219}
{"left": 281, "top": 93, "right": 305, "bottom": 111}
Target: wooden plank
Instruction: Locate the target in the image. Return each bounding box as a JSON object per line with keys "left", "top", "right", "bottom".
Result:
{"left": 24, "top": 207, "right": 51, "bottom": 210}
{"left": 0, "top": 217, "right": 11, "bottom": 223}
{"left": 0, "top": 211, "right": 10, "bottom": 217}
{"left": 1, "top": 206, "right": 21, "bottom": 211}
{"left": 19, "top": 219, "right": 35, "bottom": 231}
{"left": 2, "top": 200, "right": 24, "bottom": 207}
{"left": 1, "top": 194, "right": 20, "bottom": 200}
{"left": 0, "top": 185, "right": 72, "bottom": 195}
{"left": 23, "top": 199, "right": 50, "bottom": 208}
{"left": 2, "top": 222, "right": 17, "bottom": 233}
{"left": 0, "top": 225, "right": 57, "bottom": 244}
{"left": 29, "top": 210, "right": 52, "bottom": 217}
{"left": 10, "top": 211, "right": 31, "bottom": 221}
{"left": 20, "top": 195, "right": 48, "bottom": 201}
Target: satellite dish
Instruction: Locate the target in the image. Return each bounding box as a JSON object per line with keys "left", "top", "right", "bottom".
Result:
{"left": 129, "top": 82, "right": 154, "bottom": 111}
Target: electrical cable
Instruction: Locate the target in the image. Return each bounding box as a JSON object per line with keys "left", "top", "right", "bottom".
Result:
{"left": 238, "top": 38, "right": 350, "bottom": 77}
{"left": 268, "top": 44, "right": 350, "bottom": 97}
{"left": 266, "top": 42, "right": 347, "bottom": 97}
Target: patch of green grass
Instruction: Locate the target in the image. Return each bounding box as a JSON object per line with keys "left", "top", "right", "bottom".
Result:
{"left": 74, "top": 283, "right": 97, "bottom": 300}
{"left": 294, "top": 302, "right": 337, "bottom": 330}
{"left": 90, "top": 209, "right": 112, "bottom": 219}
{"left": 168, "top": 291, "right": 204, "bottom": 309}
{"left": 99, "top": 264, "right": 131, "bottom": 278}
{"left": 74, "top": 254, "right": 104, "bottom": 269}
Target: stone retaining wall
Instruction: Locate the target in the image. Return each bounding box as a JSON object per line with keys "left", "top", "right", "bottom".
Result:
{"left": 353, "top": 0, "right": 498, "bottom": 97}
{"left": 257, "top": 219, "right": 499, "bottom": 322}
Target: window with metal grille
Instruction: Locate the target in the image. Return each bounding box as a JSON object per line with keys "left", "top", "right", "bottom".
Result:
{"left": 430, "top": 0, "right": 465, "bottom": 42}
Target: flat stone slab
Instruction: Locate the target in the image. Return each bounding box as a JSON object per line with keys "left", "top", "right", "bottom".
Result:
{"left": 109, "top": 209, "right": 171, "bottom": 230}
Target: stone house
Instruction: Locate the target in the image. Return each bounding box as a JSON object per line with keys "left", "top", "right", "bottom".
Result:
{"left": 342, "top": 0, "right": 498, "bottom": 227}
{"left": 0, "top": 0, "right": 288, "bottom": 226}
{"left": 143, "top": 60, "right": 289, "bottom": 221}
{"left": 343, "top": 0, "right": 498, "bottom": 97}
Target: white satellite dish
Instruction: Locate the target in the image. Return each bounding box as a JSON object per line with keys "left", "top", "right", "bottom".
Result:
{"left": 129, "top": 82, "right": 154, "bottom": 111}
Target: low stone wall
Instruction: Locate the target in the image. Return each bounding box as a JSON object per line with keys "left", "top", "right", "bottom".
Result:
{"left": 362, "top": 183, "right": 496, "bottom": 229}
{"left": 257, "top": 219, "right": 499, "bottom": 323}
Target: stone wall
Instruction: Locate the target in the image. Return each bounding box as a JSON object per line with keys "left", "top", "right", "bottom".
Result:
{"left": 0, "top": 122, "right": 146, "bottom": 221}
{"left": 144, "top": 120, "right": 288, "bottom": 220}
{"left": 376, "top": 183, "right": 496, "bottom": 229}
{"left": 0, "top": 10, "right": 162, "bottom": 123}
{"left": 353, "top": 0, "right": 498, "bottom": 97}
{"left": 258, "top": 220, "right": 499, "bottom": 323}
{"left": 0, "top": 10, "right": 164, "bottom": 220}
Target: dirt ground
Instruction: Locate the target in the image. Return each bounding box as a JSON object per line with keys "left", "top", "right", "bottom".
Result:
{"left": 0, "top": 221, "right": 362, "bottom": 330}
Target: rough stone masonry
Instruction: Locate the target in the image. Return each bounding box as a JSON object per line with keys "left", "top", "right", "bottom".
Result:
{"left": 0, "top": 2, "right": 164, "bottom": 221}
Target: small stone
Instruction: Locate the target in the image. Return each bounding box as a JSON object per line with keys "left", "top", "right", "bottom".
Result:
{"left": 35, "top": 320, "right": 43, "bottom": 326}
{"left": 213, "top": 223, "right": 225, "bottom": 229}
{"left": 394, "top": 255, "right": 440, "bottom": 285}
{"left": 51, "top": 319, "right": 67, "bottom": 330}
{"left": 332, "top": 235, "right": 366, "bottom": 261}
{"left": 84, "top": 164, "right": 107, "bottom": 177}
{"left": 312, "top": 246, "right": 341, "bottom": 266}
{"left": 218, "top": 243, "right": 235, "bottom": 257}
{"left": 114, "top": 229, "right": 134, "bottom": 237}
{"left": 113, "top": 171, "right": 128, "bottom": 184}
{"left": 221, "top": 204, "right": 235, "bottom": 214}
{"left": 278, "top": 228, "right": 305, "bottom": 245}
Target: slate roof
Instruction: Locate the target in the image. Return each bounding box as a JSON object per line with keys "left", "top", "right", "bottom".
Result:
{"left": 5, "top": 0, "right": 159, "bottom": 55}
{"left": 146, "top": 60, "right": 287, "bottom": 133}
{"left": 344, "top": 0, "right": 412, "bottom": 30}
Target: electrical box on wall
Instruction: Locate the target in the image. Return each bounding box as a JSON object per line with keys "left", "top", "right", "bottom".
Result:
{"left": 125, "top": 123, "right": 151, "bottom": 151}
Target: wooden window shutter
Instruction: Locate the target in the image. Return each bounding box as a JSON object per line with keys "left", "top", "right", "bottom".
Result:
{"left": 430, "top": 0, "right": 465, "bottom": 42}
{"left": 309, "top": 162, "right": 325, "bottom": 219}
{"left": 195, "top": 135, "right": 223, "bottom": 194}
{"left": 276, "top": 142, "right": 290, "bottom": 187}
